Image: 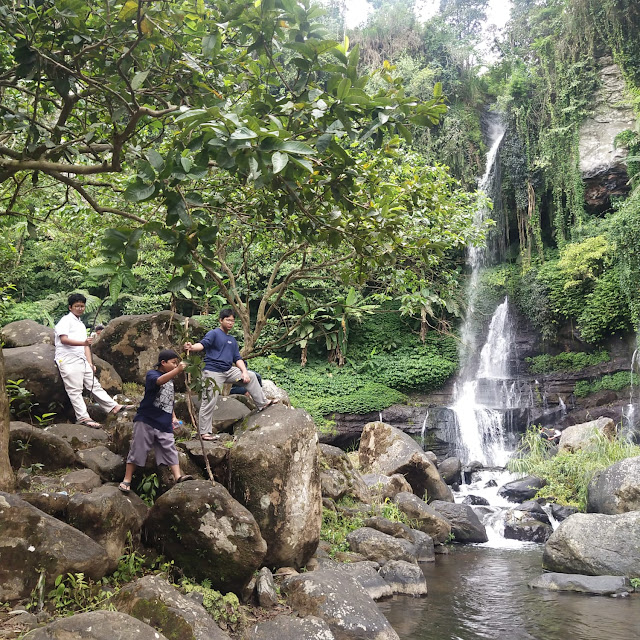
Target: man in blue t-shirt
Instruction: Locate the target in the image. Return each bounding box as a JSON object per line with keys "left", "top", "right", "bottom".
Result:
{"left": 184, "top": 309, "right": 276, "bottom": 439}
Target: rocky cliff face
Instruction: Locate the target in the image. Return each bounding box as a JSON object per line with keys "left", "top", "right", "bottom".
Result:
{"left": 579, "top": 56, "right": 635, "bottom": 214}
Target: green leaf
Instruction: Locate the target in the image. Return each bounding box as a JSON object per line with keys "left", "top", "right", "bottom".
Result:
{"left": 272, "top": 151, "right": 289, "bottom": 174}
{"left": 167, "top": 274, "right": 190, "bottom": 292}
{"left": 124, "top": 179, "right": 156, "bottom": 202}
{"left": 109, "top": 273, "right": 123, "bottom": 303}
{"left": 147, "top": 150, "right": 165, "bottom": 171}
{"left": 280, "top": 141, "right": 315, "bottom": 155}
{"left": 131, "top": 70, "right": 149, "bottom": 90}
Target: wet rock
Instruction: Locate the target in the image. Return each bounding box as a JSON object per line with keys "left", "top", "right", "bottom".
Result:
{"left": 550, "top": 504, "right": 579, "bottom": 522}
{"left": 283, "top": 568, "right": 400, "bottom": 640}
{"left": 430, "top": 500, "right": 488, "bottom": 543}
{"left": 229, "top": 404, "right": 321, "bottom": 569}
{"left": 462, "top": 495, "right": 489, "bottom": 506}
{"left": 498, "top": 475, "right": 546, "bottom": 503}
{"left": 504, "top": 510, "right": 553, "bottom": 544}
{"left": 27, "top": 610, "right": 170, "bottom": 640}
{"left": 529, "top": 572, "right": 632, "bottom": 596}
{"left": 9, "top": 422, "right": 78, "bottom": 472}
{"left": 543, "top": 511, "right": 640, "bottom": 576}
{"left": 587, "top": 455, "right": 640, "bottom": 514}
{"left": 144, "top": 480, "right": 266, "bottom": 594}
{"left": 359, "top": 422, "right": 452, "bottom": 503}
{"left": 378, "top": 560, "right": 427, "bottom": 596}
{"left": 0, "top": 492, "right": 110, "bottom": 600}
{"left": 394, "top": 492, "right": 452, "bottom": 544}
{"left": 114, "top": 574, "right": 230, "bottom": 640}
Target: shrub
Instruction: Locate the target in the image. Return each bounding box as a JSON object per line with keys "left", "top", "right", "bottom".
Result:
{"left": 573, "top": 372, "right": 638, "bottom": 398}
{"left": 526, "top": 350, "right": 609, "bottom": 374}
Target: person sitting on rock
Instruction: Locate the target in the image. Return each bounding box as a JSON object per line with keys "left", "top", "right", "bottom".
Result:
{"left": 119, "top": 349, "right": 193, "bottom": 493}
{"left": 54, "top": 293, "right": 133, "bottom": 428}
{"left": 184, "top": 308, "right": 277, "bottom": 440}
{"left": 230, "top": 370, "right": 262, "bottom": 397}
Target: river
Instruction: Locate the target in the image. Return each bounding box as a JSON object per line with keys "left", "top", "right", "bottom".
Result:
{"left": 379, "top": 545, "right": 640, "bottom": 640}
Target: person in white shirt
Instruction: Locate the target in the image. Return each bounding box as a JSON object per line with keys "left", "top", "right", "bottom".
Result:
{"left": 54, "top": 293, "right": 133, "bottom": 428}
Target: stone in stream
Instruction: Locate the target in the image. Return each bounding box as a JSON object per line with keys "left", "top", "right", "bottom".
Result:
{"left": 529, "top": 572, "right": 632, "bottom": 596}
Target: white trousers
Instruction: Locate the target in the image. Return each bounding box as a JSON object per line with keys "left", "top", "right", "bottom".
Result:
{"left": 199, "top": 367, "right": 266, "bottom": 434}
{"left": 56, "top": 356, "right": 117, "bottom": 421}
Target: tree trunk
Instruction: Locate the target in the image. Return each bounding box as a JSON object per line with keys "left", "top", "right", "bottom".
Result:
{"left": 0, "top": 348, "right": 15, "bottom": 491}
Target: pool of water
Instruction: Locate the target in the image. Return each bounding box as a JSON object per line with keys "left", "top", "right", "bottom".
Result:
{"left": 379, "top": 545, "right": 640, "bottom": 640}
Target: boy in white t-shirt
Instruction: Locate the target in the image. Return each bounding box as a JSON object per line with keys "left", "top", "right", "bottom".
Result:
{"left": 54, "top": 293, "right": 133, "bottom": 428}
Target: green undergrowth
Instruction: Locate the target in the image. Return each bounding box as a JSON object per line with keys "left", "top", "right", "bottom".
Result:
{"left": 574, "top": 372, "right": 638, "bottom": 398}
{"left": 320, "top": 497, "right": 414, "bottom": 557}
{"left": 526, "top": 350, "right": 609, "bottom": 374}
{"left": 508, "top": 427, "right": 640, "bottom": 510}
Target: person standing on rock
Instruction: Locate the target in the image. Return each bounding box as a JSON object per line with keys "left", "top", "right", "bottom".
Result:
{"left": 184, "top": 308, "right": 277, "bottom": 440}
{"left": 54, "top": 293, "right": 133, "bottom": 428}
{"left": 119, "top": 349, "right": 193, "bottom": 493}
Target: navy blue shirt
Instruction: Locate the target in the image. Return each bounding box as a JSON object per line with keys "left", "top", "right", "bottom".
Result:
{"left": 134, "top": 369, "right": 174, "bottom": 433}
{"left": 200, "top": 327, "right": 242, "bottom": 372}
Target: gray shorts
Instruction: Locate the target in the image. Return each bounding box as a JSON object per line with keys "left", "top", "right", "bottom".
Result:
{"left": 127, "top": 420, "right": 179, "bottom": 467}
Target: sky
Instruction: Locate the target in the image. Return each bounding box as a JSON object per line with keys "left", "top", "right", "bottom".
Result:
{"left": 343, "top": 0, "right": 513, "bottom": 49}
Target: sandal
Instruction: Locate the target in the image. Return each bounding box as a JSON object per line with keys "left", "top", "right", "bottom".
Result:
{"left": 258, "top": 398, "right": 279, "bottom": 411}
{"left": 112, "top": 404, "right": 135, "bottom": 414}
{"left": 79, "top": 419, "right": 103, "bottom": 429}
{"left": 200, "top": 433, "right": 215, "bottom": 441}
{"left": 176, "top": 475, "right": 193, "bottom": 483}
{"left": 118, "top": 480, "right": 131, "bottom": 493}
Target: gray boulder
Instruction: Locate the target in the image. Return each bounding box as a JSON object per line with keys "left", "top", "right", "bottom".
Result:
{"left": 346, "top": 527, "right": 418, "bottom": 565}
{"left": 283, "top": 568, "right": 400, "bottom": 640}
{"left": 0, "top": 319, "right": 54, "bottom": 347}
{"left": 320, "top": 444, "right": 370, "bottom": 503}
{"left": 430, "top": 500, "right": 488, "bottom": 543}
{"left": 261, "top": 379, "right": 291, "bottom": 406}
{"left": 144, "top": 480, "right": 266, "bottom": 593}
{"left": 19, "top": 490, "right": 70, "bottom": 518}
{"left": 497, "top": 475, "right": 546, "bottom": 503}
{"left": 314, "top": 559, "right": 392, "bottom": 600}
{"left": 393, "top": 492, "right": 452, "bottom": 544}
{"left": 243, "top": 615, "right": 335, "bottom": 640}
{"left": 559, "top": 417, "right": 616, "bottom": 453}
{"left": 179, "top": 436, "right": 231, "bottom": 482}
{"left": 45, "top": 422, "right": 110, "bottom": 450}
{"left": 229, "top": 404, "right": 322, "bottom": 569}
{"left": 115, "top": 574, "right": 230, "bottom": 640}
{"left": 62, "top": 468, "right": 103, "bottom": 492}
{"left": 66, "top": 485, "right": 147, "bottom": 568}
{"left": 9, "top": 421, "right": 77, "bottom": 471}
{"left": 207, "top": 395, "right": 252, "bottom": 433}
{"left": 77, "top": 445, "right": 125, "bottom": 482}
{"left": 93, "top": 311, "right": 204, "bottom": 384}
{"left": 529, "top": 572, "right": 632, "bottom": 596}
{"left": 362, "top": 473, "right": 413, "bottom": 501}
{"left": 256, "top": 567, "right": 279, "bottom": 608}
{"left": 362, "top": 516, "right": 434, "bottom": 562}
{"left": 587, "top": 455, "right": 640, "bottom": 514}
{"left": 543, "top": 511, "right": 640, "bottom": 576}
{"left": 359, "top": 422, "right": 452, "bottom": 503}
{"left": 0, "top": 492, "right": 110, "bottom": 600}
{"left": 438, "top": 457, "right": 462, "bottom": 485}
{"left": 27, "top": 610, "right": 170, "bottom": 640}
{"left": 378, "top": 560, "right": 427, "bottom": 596}
{"left": 504, "top": 510, "right": 553, "bottom": 544}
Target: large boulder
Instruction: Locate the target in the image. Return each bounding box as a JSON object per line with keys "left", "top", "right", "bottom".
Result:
{"left": 229, "top": 404, "right": 322, "bottom": 568}
{"left": 378, "top": 560, "right": 427, "bottom": 596}
{"left": 558, "top": 417, "right": 616, "bottom": 453}
{"left": 244, "top": 615, "right": 335, "bottom": 640}
{"left": 0, "top": 319, "right": 54, "bottom": 347}
{"left": 9, "top": 422, "right": 77, "bottom": 471}
{"left": 362, "top": 473, "right": 413, "bottom": 501}
{"left": 393, "top": 492, "right": 452, "bottom": 544}
{"left": 66, "top": 485, "right": 147, "bottom": 568}
{"left": 359, "top": 422, "right": 452, "bottom": 503}
{"left": 437, "top": 457, "right": 462, "bottom": 485}
{"left": 92, "top": 311, "right": 203, "bottom": 384}
{"left": 45, "top": 422, "right": 110, "bottom": 450}
{"left": 144, "top": 480, "right": 267, "bottom": 594}
{"left": 77, "top": 445, "right": 125, "bottom": 482}
{"left": 27, "top": 611, "right": 170, "bottom": 640}
{"left": 529, "top": 572, "right": 633, "bottom": 596}
{"left": 315, "top": 558, "right": 393, "bottom": 600}
{"left": 587, "top": 455, "right": 640, "bottom": 514}
{"left": 0, "top": 492, "right": 111, "bottom": 601}
{"left": 319, "top": 444, "right": 370, "bottom": 503}
{"left": 346, "top": 527, "right": 419, "bottom": 565}
{"left": 207, "top": 395, "right": 252, "bottom": 433}
{"left": 283, "top": 568, "right": 400, "bottom": 640}
{"left": 114, "top": 574, "right": 230, "bottom": 640}
{"left": 178, "top": 436, "right": 231, "bottom": 482}
{"left": 543, "top": 511, "right": 640, "bottom": 576}
{"left": 429, "top": 500, "right": 488, "bottom": 543}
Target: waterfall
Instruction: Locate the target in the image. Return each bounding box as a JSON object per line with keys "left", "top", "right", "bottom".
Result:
{"left": 623, "top": 347, "right": 640, "bottom": 437}
{"left": 449, "top": 114, "right": 518, "bottom": 467}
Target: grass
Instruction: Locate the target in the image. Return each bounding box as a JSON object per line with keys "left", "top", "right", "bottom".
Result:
{"left": 508, "top": 426, "right": 640, "bottom": 510}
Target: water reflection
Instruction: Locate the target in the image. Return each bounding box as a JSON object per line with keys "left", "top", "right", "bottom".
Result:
{"left": 379, "top": 546, "right": 640, "bottom": 640}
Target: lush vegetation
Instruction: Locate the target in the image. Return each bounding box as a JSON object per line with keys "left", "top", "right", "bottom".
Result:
{"left": 508, "top": 427, "right": 640, "bottom": 510}
{"left": 526, "top": 350, "right": 610, "bottom": 374}
{"left": 574, "top": 372, "right": 638, "bottom": 398}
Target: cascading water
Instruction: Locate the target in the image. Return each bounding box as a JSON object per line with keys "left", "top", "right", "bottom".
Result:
{"left": 448, "top": 115, "right": 521, "bottom": 468}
